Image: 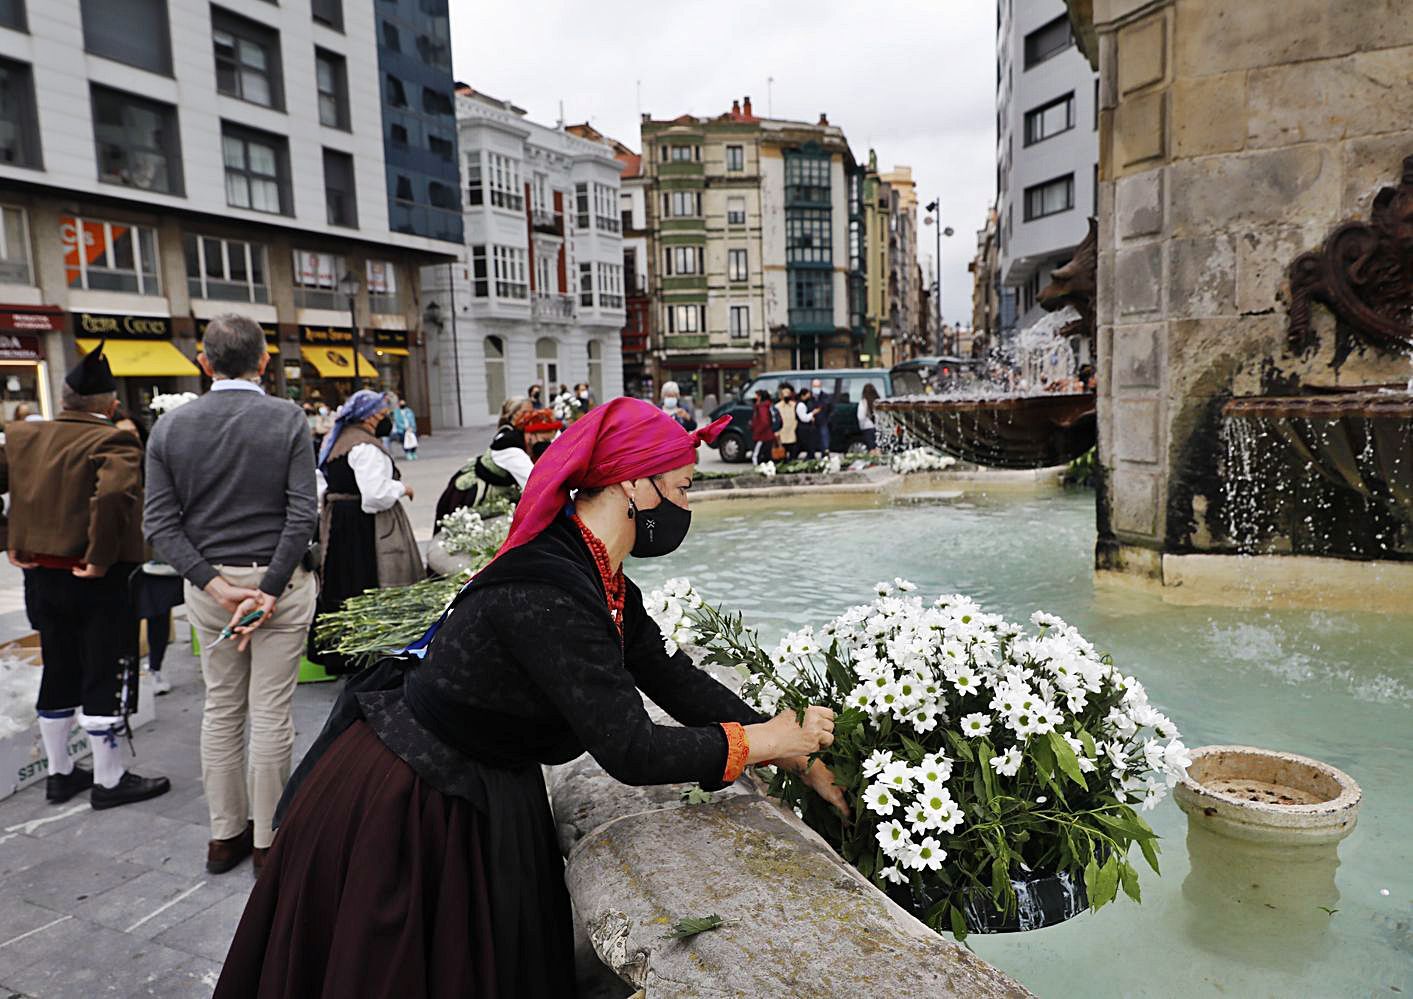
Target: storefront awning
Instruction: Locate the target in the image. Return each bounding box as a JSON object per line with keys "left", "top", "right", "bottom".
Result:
{"left": 373, "top": 346, "right": 410, "bottom": 357}
{"left": 301, "top": 345, "right": 381, "bottom": 377}
{"left": 76, "top": 338, "right": 201, "bottom": 378}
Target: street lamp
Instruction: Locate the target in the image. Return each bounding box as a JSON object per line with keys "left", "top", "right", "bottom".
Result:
{"left": 924, "top": 199, "right": 954, "bottom": 355}
{"left": 337, "top": 270, "right": 364, "bottom": 390}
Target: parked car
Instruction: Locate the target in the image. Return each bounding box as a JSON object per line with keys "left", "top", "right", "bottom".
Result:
{"left": 890, "top": 356, "right": 984, "bottom": 396}
{"left": 708, "top": 368, "right": 893, "bottom": 462}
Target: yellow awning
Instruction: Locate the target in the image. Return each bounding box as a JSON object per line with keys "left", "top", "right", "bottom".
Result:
{"left": 301, "top": 345, "right": 382, "bottom": 378}
{"left": 197, "top": 340, "right": 280, "bottom": 354}
{"left": 374, "top": 346, "right": 410, "bottom": 357}
{"left": 77, "top": 338, "right": 201, "bottom": 378}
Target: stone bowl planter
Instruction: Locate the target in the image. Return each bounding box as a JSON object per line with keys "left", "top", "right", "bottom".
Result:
{"left": 1174, "top": 745, "right": 1361, "bottom": 846}
{"left": 891, "top": 869, "right": 1089, "bottom": 933}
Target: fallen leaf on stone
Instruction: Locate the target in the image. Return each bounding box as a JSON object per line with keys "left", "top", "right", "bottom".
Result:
{"left": 665, "top": 914, "right": 732, "bottom": 940}
{"left": 680, "top": 787, "right": 715, "bottom": 805}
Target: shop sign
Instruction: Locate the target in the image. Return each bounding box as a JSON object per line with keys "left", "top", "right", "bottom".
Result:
{"left": 0, "top": 306, "right": 63, "bottom": 333}
{"left": 299, "top": 325, "right": 354, "bottom": 346}
{"left": 0, "top": 333, "right": 44, "bottom": 361}
{"left": 195, "top": 318, "right": 279, "bottom": 347}
{"left": 73, "top": 312, "right": 173, "bottom": 339}
{"left": 372, "top": 329, "right": 410, "bottom": 350}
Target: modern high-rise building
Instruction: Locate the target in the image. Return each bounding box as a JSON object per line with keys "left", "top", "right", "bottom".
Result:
{"left": 419, "top": 88, "right": 624, "bottom": 426}
{"left": 995, "top": 0, "right": 1098, "bottom": 334}
{"left": 879, "top": 166, "right": 923, "bottom": 363}
{"left": 0, "top": 0, "right": 462, "bottom": 422}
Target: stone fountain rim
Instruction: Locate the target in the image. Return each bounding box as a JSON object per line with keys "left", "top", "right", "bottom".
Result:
{"left": 1223, "top": 391, "right": 1413, "bottom": 419}
{"left": 1176, "top": 744, "right": 1362, "bottom": 815}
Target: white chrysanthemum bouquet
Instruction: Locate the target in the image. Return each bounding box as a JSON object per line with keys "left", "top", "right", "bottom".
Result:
{"left": 149, "top": 391, "right": 197, "bottom": 416}
{"left": 890, "top": 446, "right": 957, "bottom": 474}
{"left": 645, "top": 577, "right": 1188, "bottom": 938}
{"left": 438, "top": 505, "right": 514, "bottom": 562}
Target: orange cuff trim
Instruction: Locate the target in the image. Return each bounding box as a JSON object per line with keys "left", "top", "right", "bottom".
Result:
{"left": 721, "top": 722, "right": 749, "bottom": 783}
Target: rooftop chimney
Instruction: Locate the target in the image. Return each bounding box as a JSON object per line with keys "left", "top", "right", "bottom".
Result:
{"left": 731, "top": 99, "right": 741, "bottom": 117}
{"left": 818, "top": 112, "right": 829, "bottom": 126}
{"left": 743, "top": 95, "right": 753, "bottom": 118}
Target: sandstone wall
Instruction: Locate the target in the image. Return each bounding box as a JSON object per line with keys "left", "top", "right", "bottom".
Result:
{"left": 1091, "top": 0, "right": 1413, "bottom": 573}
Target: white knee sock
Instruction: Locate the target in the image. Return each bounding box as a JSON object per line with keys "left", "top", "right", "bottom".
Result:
{"left": 86, "top": 727, "right": 126, "bottom": 789}
{"left": 38, "top": 713, "right": 75, "bottom": 776}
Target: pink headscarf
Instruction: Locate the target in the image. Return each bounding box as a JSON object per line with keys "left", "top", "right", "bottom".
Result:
{"left": 496, "top": 397, "right": 730, "bottom": 558}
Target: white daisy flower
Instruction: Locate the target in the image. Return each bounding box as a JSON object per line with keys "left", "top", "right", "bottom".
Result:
{"left": 865, "top": 782, "right": 899, "bottom": 816}
{"left": 878, "top": 864, "right": 909, "bottom": 885}
{"left": 991, "top": 746, "right": 1024, "bottom": 778}
{"left": 879, "top": 761, "right": 916, "bottom": 794}
{"left": 861, "top": 750, "right": 892, "bottom": 778}
{"left": 875, "top": 819, "right": 912, "bottom": 857}
{"left": 960, "top": 712, "right": 992, "bottom": 738}
{"left": 908, "top": 836, "right": 947, "bottom": 872}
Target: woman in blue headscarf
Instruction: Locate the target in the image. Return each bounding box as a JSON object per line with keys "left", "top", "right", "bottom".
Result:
{"left": 311, "top": 389, "right": 423, "bottom": 674}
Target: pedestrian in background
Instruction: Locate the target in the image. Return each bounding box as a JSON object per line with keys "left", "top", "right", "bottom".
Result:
{"left": 795, "top": 387, "right": 821, "bottom": 459}
{"left": 749, "top": 388, "right": 778, "bottom": 465}
{"left": 394, "top": 399, "right": 418, "bottom": 460}
{"left": 858, "top": 383, "right": 881, "bottom": 453}
{"left": 661, "top": 380, "right": 696, "bottom": 431}
{"left": 311, "top": 403, "right": 334, "bottom": 451}
{"left": 2, "top": 344, "right": 170, "bottom": 809}
{"left": 145, "top": 314, "right": 318, "bottom": 874}
{"left": 574, "top": 381, "right": 595, "bottom": 411}
{"left": 810, "top": 378, "right": 833, "bottom": 455}
{"left": 774, "top": 383, "right": 799, "bottom": 461}
{"left": 380, "top": 393, "right": 400, "bottom": 451}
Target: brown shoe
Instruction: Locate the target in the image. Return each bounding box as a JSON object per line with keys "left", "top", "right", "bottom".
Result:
{"left": 252, "top": 846, "right": 269, "bottom": 876}
{"left": 207, "top": 821, "right": 254, "bottom": 874}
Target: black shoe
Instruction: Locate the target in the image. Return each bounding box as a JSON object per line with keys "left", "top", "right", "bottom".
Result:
{"left": 91, "top": 771, "right": 171, "bottom": 810}
{"left": 46, "top": 766, "right": 94, "bottom": 804}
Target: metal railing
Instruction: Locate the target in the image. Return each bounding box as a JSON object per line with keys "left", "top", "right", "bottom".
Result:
{"left": 531, "top": 292, "right": 575, "bottom": 321}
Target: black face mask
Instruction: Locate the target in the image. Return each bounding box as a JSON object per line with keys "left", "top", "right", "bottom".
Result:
{"left": 631, "top": 478, "right": 691, "bottom": 558}
{"left": 531, "top": 440, "right": 552, "bottom": 460}
{"left": 374, "top": 416, "right": 394, "bottom": 438}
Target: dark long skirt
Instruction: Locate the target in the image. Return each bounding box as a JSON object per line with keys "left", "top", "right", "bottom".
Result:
{"left": 214, "top": 720, "right": 575, "bottom": 999}
{"left": 311, "top": 500, "right": 378, "bottom": 674}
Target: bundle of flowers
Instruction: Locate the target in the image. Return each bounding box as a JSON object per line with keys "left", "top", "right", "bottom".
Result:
{"left": 149, "top": 392, "right": 197, "bottom": 416}
{"left": 552, "top": 392, "right": 587, "bottom": 425}
{"left": 890, "top": 447, "right": 957, "bottom": 474}
{"left": 0, "top": 653, "right": 41, "bottom": 740}
{"left": 757, "top": 461, "right": 777, "bottom": 478}
{"left": 644, "top": 577, "right": 1187, "bottom": 938}
{"left": 438, "top": 505, "right": 514, "bottom": 562}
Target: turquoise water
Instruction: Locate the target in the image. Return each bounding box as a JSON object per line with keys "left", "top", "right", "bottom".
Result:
{"left": 629, "top": 491, "right": 1413, "bottom": 998}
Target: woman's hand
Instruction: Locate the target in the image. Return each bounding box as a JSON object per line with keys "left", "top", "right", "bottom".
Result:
{"left": 745, "top": 706, "right": 834, "bottom": 763}
{"left": 774, "top": 756, "right": 850, "bottom": 820}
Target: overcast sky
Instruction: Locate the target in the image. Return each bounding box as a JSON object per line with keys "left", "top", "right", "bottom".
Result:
{"left": 448, "top": 0, "right": 995, "bottom": 326}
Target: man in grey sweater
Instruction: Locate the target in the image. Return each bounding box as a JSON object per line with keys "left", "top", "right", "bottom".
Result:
{"left": 144, "top": 314, "right": 318, "bottom": 875}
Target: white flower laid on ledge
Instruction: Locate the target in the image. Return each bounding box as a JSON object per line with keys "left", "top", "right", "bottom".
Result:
{"left": 646, "top": 576, "right": 1189, "bottom": 940}
{"left": 825, "top": 453, "right": 843, "bottom": 474}
{"left": 757, "top": 461, "right": 777, "bottom": 478}
{"left": 890, "top": 447, "right": 957, "bottom": 474}
{"left": 149, "top": 392, "right": 198, "bottom": 416}
{"left": 0, "top": 654, "right": 41, "bottom": 739}
{"left": 438, "top": 505, "right": 514, "bottom": 561}
{"left": 551, "top": 392, "right": 585, "bottom": 424}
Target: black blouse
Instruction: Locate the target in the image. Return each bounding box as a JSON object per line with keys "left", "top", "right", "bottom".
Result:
{"left": 357, "top": 515, "right": 766, "bottom": 804}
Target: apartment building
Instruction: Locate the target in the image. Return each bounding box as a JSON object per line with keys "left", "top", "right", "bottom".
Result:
{"left": 610, "top": 140, "right": 652, "bottom": 398}
{"left": 0, "top": 0, "right": 461, "bottom": 422}
{"left": 880, "top": 166, "right": 923, "bottom": 363}
{"left": 639, "top": 97, "right": 866, "bottom": 405}
{"left": 995, "top": 0, "right": 1098, "bottom": 333}
{"left": 420, "top": 88, "right": 624, "bottom": 426}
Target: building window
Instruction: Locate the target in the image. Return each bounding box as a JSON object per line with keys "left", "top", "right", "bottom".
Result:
{"left": 483, "top": 335, "right": 506, "bottom": 414}
{"left": 664, "top": 245, "right": 702, "bottom": 276}
{"left": 183, "top": 234, "right": 268, "bottom": 303}
{"left": 421, "top": 87, "right": 453, "bottom": 116}
{"left": 785, "top": 155, "right": 830, "bottom": 203}
{"left": 725, "top": 144, "right": 744, "bottom": 171}
{"left": 1024, "top": 14, "right": 1071, "bottom": 69}
{"left": 0, "top": 205, "right": 31, "bottom": 285}
{"left": 91, "top": 85, "right": 183, "bottom": 194}
{"left": 385, "top": 74, "right": 407, "bottom": 108}
{"left": 311, "top": 0, "right": 342, "bottom": 31}
{"left": 597, "top": 262, "right": 623, "bottom": 308}
{"left": 586, "top": 339, "right": 603, "bottom": 402}
{"left": 535, "top": 336, "right": 559, "bottom": 389}
{"left": 1024, "top": 92, "right": 1074, "bottom": 146}
{"left": 729, "top": 304, "right": 749, "bottom": 339}
{"left": 469, "top": 245, "right": 488, "bottom": 297}
{"left": 0, "top": 0, "right": 25, "bottom": 31}
{"left": 291, "top": 249, "right": 343, "bottom": 309}
{"left": 0, "top": 58, "right": 41, "bottom": 169}
{"left": 322, "top": 148, "right": 357, "bottom": 227}
{"left": 492, "top": 245, "right": 527, "bottom": 299}
{"left": 575, "top": 182, "right": 591, "bottom": 230}
{"left": 534, "top": 254, "right": 553, "bottom": 295}
{"left": 465, "top": 153, "right": 483, "bottom": 206}
{"left": 666, "top": 304, "right": 704, "bottom": 333}
{"left": 488, "top": 152, "right": 523, "bottom": 210}
{"left": 662, "top": 190, "right": 701, "bottom": 218}
{"left": 530, "top": 173, "right": 548, "bottom": 215}
{"left": 428, "top": 133, "right": 453, "bottom": 160}
{"left": 579, "top": 262, "right": 593, "bottom": 307}
{"left": 427, "top": 180, "right": 456, "bottom": 210}
{"left": 366, "top": 259, "right": 399, "bottom": 313}
{"left": 380, "top": 20, "right": 400, "bottom": 51}
{"left": 727, "top": 248, "right": 748, "bottom": 282}
{"left": 669, "top": 145, "right": 693, "bottom": 162}
{"left": 61, "top": 216, "right": 160, "bottom": 294}
{"left": 80, "top": 0, "right": 172, "bottom": 75}
{"left": 212, "top": 9, "right": 282, "bottom": 109}
{"left": 789, "top": 270, "right": 832, "bottom": 326}
{"left": 1023, "top": 173, "right": 1074, "bottom": 221}
{"left": 726, "top": 197, "right": 746, "bottom": 226}
{"left": 222, "top": 124, "right": 289, "bottom": 214}
{"left": 787, "top": 208, "right": 832, "bottom": 264}
{"left": 315, "top": 48, "right": 349, "bottom": 129}
{"left": 594, "top": 183, "right": 620, "bottom": 232}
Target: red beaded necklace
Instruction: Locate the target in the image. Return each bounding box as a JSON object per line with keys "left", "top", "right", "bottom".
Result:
{"left": 571, "top": 514, "right": 625, "bottom": 638}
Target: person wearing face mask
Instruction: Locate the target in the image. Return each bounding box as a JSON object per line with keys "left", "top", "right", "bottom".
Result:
{"left": 660, "top": 380, "right": 696, "bottom": 431}
{"left": 309, "top": 389, "right": 423, "bottom": 675}
{"left": 434, "top": 395, "right": 539, "bottom": 530}
{"left": 573, "top": 381, "right": 595, "bottom": 411}
{"left": 217, "top": 397, "right": 846, "bottom": 999}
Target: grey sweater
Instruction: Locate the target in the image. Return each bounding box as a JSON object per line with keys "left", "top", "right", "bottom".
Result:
{"left": 144, "top": 385, "right": 318, "bottom": 596}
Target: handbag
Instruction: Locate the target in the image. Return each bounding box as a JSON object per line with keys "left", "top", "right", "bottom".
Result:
{"left": 771, "top": 443, "right": 787, "bottom": 461}
{"left": 402, "top": 429, "right": 419, "bottom": 450}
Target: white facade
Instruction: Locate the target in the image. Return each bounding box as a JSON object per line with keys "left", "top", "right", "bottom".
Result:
{"left": 996, "top": 0, "right": 1098, "bottom": 327}
{"left": 424, "top": 91, "right": 625, "bottom": 426}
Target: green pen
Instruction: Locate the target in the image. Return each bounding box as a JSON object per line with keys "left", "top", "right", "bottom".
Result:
{"left": 212, "top": 609, "right": 265, "bottom": 646}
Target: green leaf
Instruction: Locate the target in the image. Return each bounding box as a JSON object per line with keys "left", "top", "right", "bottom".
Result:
{"left": 1047, "top": 731, "right": 1088, "bottom": 790}
{"left": 948, "top": 905, "right": 969, "bottom": 942}
{"left": 1030, "top": 736, "right": 1055, "bottom": 779}
{"left": 1138, "top": 835, "right": 1162, "bottom": 875}
{"left": 1077, "top": 727, "right": 1098, "bottom": 759}
{"left": 1083, "top": 856, "right": 1100, "bottom": 905}
{"left": 1120, "top": 862, "right": 1142, "bottom": 903}
{"left": 666, "top": 914, "right": 730, "bottom": 940}
{"left": 1095, "top": 855, "right": 1120, "bottom": 909}
{"left": 679, "top": 787, "right": 715, "bottom": 805}
{"left": 945, "top": 730, "right": 975, "bottom": 763}
{"left": 990, "top": 854, "right": 1011, "bottom": 904}
{"left": 899, "top": 733, "right": 926, "bottom": 764}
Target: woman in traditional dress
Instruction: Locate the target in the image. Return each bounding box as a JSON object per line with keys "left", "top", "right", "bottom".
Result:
{"left": 432, "top": 399, "right": 559, "bottom": 531}
{"left": 215, "top": 397, "right": 845, "bottom": 998}
{"left": 310, "top": 389, "right": 423, "bottom": 675}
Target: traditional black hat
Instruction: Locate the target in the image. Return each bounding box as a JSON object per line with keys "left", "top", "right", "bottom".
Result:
{"left": 66, "top": 341, "right": 117, "bottom": 395}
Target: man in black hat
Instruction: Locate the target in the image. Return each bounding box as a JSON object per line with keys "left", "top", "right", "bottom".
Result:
{"left": 0, "top": 343, "right": 170, "bottom": 808}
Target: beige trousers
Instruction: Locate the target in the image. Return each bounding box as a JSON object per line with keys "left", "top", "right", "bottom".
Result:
{"left": 185, "top": 564, "right": 317, "bottom": 849}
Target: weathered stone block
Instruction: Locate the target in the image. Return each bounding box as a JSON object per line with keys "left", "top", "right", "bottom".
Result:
{"left": 1340, "top": 130, "right": 1413, "bottom": 216}
{"left": 1168, "top": 145, "right": 1342, "bottom": 239}
{"left": 1116, "top": 168, "right": 1164, "bottom": 240}
{"left": 1115, "top": 398, "right": 1162, "bottom": 463}
{"left": 1113, "top": 321, "right": 1164, "bottom": 388}
{"left": 1234, "top": 224, "right": 1321, "bottom": 315}
{"left": 1174, "top": 0, "right": 1359, "bottom": 77}
{"left": 1114, "top": 91, "right": 1167, "bottom": 169}
{"left": 1246, "top": 48, "right": 1413, "bottom": 150}
{"left": 1170, "top": 73, "right": 1246, "bottom": 158}
{"left": 1112, "top": 466, "right": 1160, "bottom": 536}
{"left": 1097, "top": 248, "right": 1116, "bottom": 326}
{"left": 1169, "top": 235, "right": 1236, "bottom": 318}
{"left": 1115, "top": 243, "right": 1163, "bottom": 315}
{"left": 1164, "top": 315, "right": 1284, "bottom": 405}
{"left": 1117, "top": 12, "right": 1167, "bottom": 95}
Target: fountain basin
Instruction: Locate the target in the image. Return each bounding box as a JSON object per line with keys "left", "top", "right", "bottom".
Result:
{"left": 877, "top": 393, "right": 1096, "bottom": 469}
{"left": 1174, "top": 745, "right": 1362, "bottom": 846}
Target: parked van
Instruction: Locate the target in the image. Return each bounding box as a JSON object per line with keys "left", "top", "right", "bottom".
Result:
{"left": 707, "top": 368, "right": 892, "bottom": 462}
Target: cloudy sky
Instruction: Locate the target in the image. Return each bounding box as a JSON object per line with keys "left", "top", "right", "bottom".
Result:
{"left": 448, "top": 0, "right": 995, "bottom": 326}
